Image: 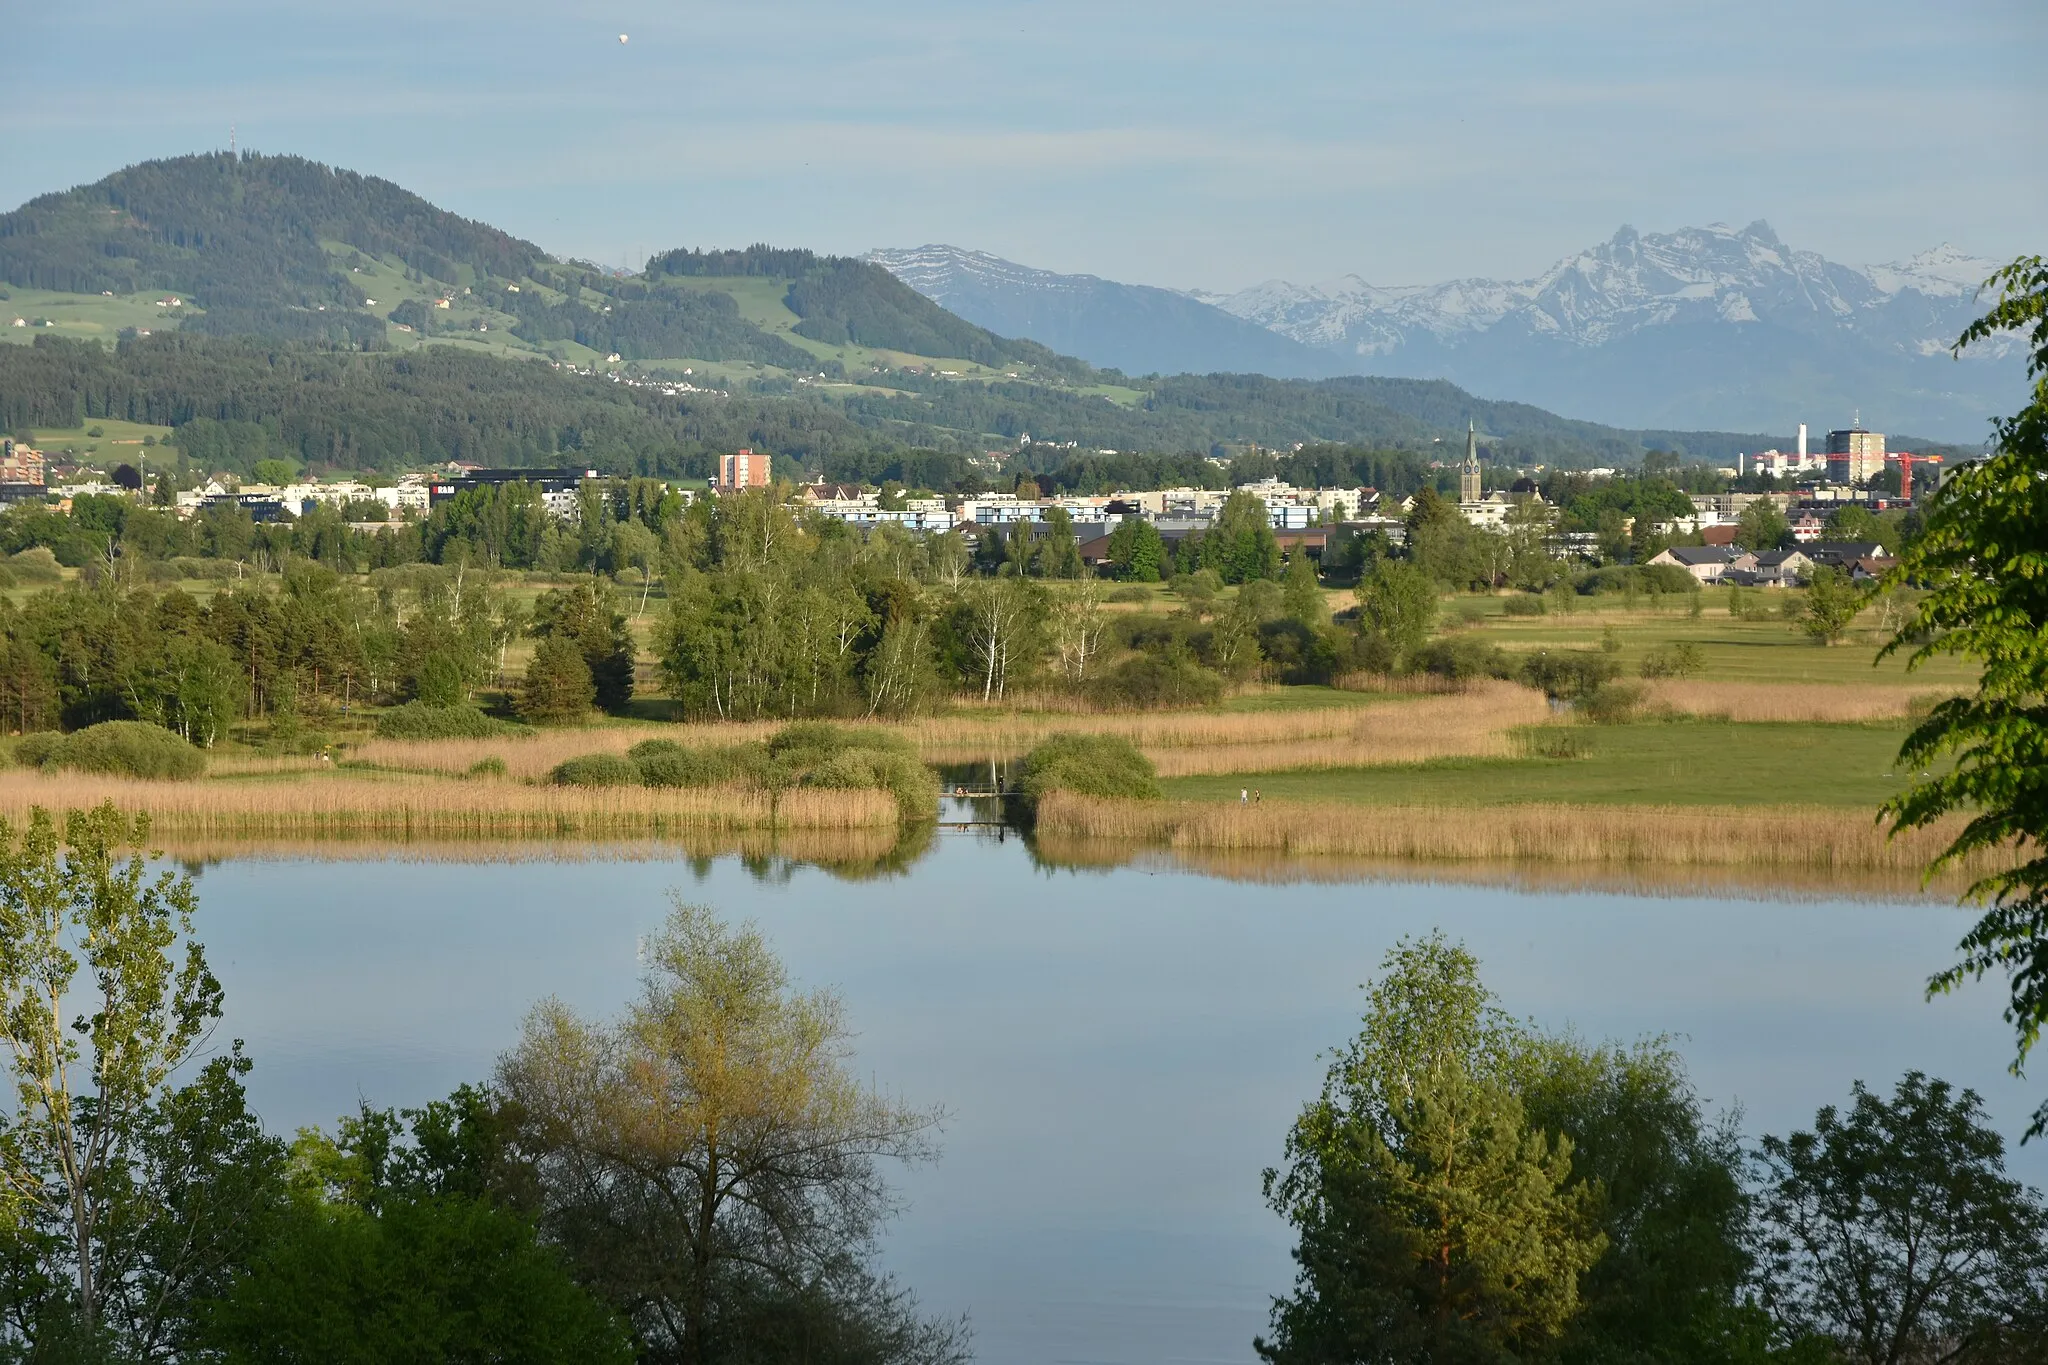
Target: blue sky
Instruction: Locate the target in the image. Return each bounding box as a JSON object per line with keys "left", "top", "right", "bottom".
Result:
{"left": 5, "top": 0, "right": 2041, "bottom": 291}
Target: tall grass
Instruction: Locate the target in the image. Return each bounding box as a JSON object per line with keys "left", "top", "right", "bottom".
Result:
{"left": 1033, "top": 791, "right": 1976, "bottom": 873}
{"left": 1645, "top": 681, "right": 1966, "bottom": 723}
{"left": 0, "top": 771, "right": 896, "bottom": 839}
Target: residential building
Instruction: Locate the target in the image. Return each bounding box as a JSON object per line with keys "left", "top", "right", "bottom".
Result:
{"left": 716, "top": 448, "right": 770, "bottom": 491}
{"left": 0, "top": 439, "right": 46, "bottom": 486}
{"left": 1749, "top": 549, "right": 1814, "bottom": 587}
{"left": 1647, "top": 545, "right": 1754, "bottom": 584}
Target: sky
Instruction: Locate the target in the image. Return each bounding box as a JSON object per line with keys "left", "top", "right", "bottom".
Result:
{"left": 4, "top": 0, "right": 2042, "bottom": 293}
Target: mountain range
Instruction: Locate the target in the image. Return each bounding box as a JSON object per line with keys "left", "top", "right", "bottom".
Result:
{"left": 0, "top": 153, "right": 1988, "bottom": 471}
{"left": 871, "top": 226, "right": 2020, "bottom": 440}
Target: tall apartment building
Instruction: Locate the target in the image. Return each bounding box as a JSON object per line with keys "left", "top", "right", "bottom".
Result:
{"left": 1825, "top": 426, "right": 1885, "bottom": 484}
{"left": 717, "top": 448, "right": 771, "bottom": 491}
{"left": 0, "top": 439, "right": 45, "bottom": 486}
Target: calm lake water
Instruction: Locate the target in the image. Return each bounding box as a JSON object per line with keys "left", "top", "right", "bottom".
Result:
{"left": 186, "top": 820, "right": 2043, "bottom": 1365}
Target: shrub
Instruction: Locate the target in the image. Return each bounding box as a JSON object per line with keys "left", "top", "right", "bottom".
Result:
{"left": 800, "top": 745, "right": 934, "bottom": 819}
{"left": 1410, "top": 636, "right": 1517, "bottom": 683}
{"left": 630, "top": 741, "right": 768, "bottom": 790}
{"left": 1502, "top": 595, "right": 1546, "bottom": 617}
{"left": 1107, "top": 585, "right": 1154, "bottom": 604}
{"left": 20, "top": 721, "right": 205, "bottom": 780}
{"left": 548, "top": 752, "right": 641, "bottom": 787}
{"left": 375, "top": 702, "right": 515, "bottom": 740}
{"left": 1520, "top": 650, "right": 1620, "bottom": 701}
{"left": 13, "top": 732, "right": 62, "bottom": 767}
{"left": 467, "top": 756, "right": 508, "bottom": 778}
{"left": 1638, "top": 642, "right": 1706, "bottom": 679}
{"left": 1091, "top": 651, "right": 1225, "bottom": 709}
{"left": 1018, "top": 733, "right": 1161, "bottom": 805}
{"left": 1578, "top": 680, "right": 1650, "bottom": 724}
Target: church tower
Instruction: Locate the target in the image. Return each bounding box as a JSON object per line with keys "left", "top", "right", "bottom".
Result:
{"left": 1459, "top": 421, "right": 1483, "bottom": 502}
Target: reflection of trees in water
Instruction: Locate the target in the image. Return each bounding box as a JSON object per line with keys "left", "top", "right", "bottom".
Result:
{"left": 156, "top": 824, "right": 1958, "bottom": 902}
{"left": 1025, "top": 833, "right": 1963, "bottom": 904}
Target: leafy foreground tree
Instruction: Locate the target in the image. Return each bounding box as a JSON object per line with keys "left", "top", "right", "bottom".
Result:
{"left": 1755, "top": 1071, "right": 2048, "bottom": 1364}
{"left": 499, "top": 897, "right": 967, "bottom": 1365}
{"left": 204, "top": 1092, "right": 630, "bottom": 1365}
{"left": 1883, "top": 256, "right": 2048, "bottom": 1136}
{"left": 1515, "top": 1036, "right": 1767, "bottom": 1364}
{"left": 1259, "top": 935, "right": 1605, "bottom": 1365}
{"left": 0, "top": 804, "right": 285, "bottom": 1358}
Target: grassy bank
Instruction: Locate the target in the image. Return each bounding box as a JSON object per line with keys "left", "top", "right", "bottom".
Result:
{"left": 1034, "top": 791, "right": 1970, "bottom": 875}
{"left": 1159, "top": 720, "right": 1920, "bottom": 809}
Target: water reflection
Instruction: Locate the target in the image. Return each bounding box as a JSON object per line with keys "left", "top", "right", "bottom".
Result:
{"left": 159, "top": 805, "right": 1960, "bottom": 904}
{"left": 183, "top": 830, "right": 2036, "bottom": 1365}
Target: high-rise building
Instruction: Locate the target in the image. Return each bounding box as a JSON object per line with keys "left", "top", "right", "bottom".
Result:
{"left": 1825, "top": 424, "right": 1885, "bottom": 484}
{"left": 1459, "top": 422, "right": 1482, "bottom": 502}
{"left": 717, "top": 448, "right": 771, "bottom": 491}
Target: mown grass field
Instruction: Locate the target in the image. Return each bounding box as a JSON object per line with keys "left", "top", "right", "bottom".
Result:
{"left": 1440, "top": 595, "right": 1973, "bottom": 687}
{"left": 1160, "top": 719, "right": 1919, "bottom": 809}
{"left": 0, "top": 288, "right": 194, "bottom": 347}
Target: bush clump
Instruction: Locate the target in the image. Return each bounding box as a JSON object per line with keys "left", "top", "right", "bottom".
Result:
{"left": 1411, "top": 636, "right": 1518, "bottom": 683}
{"left": 1638, "top": 642, "right": 1706, "bottom": 679}
{"left": 16, "top": 721, "right": 205, "bottom": 780}
{"left": 1578, "top": 680, "right": 1652, "bottom": 724}
{"left": 1501, "top": 594, "right": 1547, "bottom": 616}
{"left": 375, "top": 702, "right": 517, "bottom": 741}
{"left": 8, "top": 547, "right": 63, "bottom": 584}
{"left": 553, "top": 725, "right": 939, "bottom": 820}
{"left": 628, "top": 739, "right": 768, "bottom": 790}
{"left": 548, "top": 752, "right": 641, "bottom": 787}
{"left": 1520, "top": 650, "right": 1621, "bottom": 702}
{"left": 1091, "top": 651, "right": 1225, "bottom": 709}
{"left": 1017, "top": 733, "right": 1161, "bottom": 806}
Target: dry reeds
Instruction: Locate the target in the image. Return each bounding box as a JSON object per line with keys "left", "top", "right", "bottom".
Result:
{"left": 0, "top": 771, "right": 896, "bottom": 840}
{"left": 1034, "top": 791, "right": 1978, "bottom": 874}
{"left": 341, "top": 686, "right": 1545, "bottom": 782}
{"left": 1645, "top": 681, "right": 1964, "bottom": 723}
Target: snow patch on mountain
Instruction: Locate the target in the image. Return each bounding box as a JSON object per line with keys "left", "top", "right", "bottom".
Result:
{"left": 1204, "top": 222, "right": 2003, "bottom": 362}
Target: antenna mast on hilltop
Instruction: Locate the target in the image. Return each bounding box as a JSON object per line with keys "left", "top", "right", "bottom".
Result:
{"left": 229, "top": 125, "right": 236, "bottom": 155}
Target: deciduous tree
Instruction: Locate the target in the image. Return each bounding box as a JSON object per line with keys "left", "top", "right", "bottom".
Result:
{"left": 1883, "top": 256, "right": 2048, "bottom": 1136}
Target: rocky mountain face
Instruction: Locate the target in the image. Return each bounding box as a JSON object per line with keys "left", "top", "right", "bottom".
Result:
{"left": 874, "top": 225, "right": 2018, "bottom": 440}
{"left": 864, "top": 245, "right": 1359, "bottom": 380}
{"left": 1194, "top": 223, "right": 2016, "bottom": 439}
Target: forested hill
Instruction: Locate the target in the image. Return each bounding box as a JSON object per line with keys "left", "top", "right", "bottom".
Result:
{"left": 1, "top": 331, "right": 1798, "bottom": 480}
{"left": 649, "top": 246, "right": 1088, "bottom": 380}
{"left": 0, "top": 153, "right": 544, "bottom": 344}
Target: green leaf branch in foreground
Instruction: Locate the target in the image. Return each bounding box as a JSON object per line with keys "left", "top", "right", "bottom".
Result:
{"left": 1881, "top": 255, "right": 2048, "bottom": 1136}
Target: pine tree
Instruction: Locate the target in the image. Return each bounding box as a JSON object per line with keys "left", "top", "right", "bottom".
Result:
{"left": 519, "top": 636, "right": 594, "bottom": 724}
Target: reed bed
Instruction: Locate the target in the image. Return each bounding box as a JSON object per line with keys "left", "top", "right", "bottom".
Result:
{"left": 146, "top": 826, "right": 907, "bottom": 869}
{"left": 336, "top": 685, "right": 1542, "bottom": 785}
{"left": 0, "top": 771, "right": 896, "bottom": 839}
{"left": 1034, "top": 792, "right": 1979, "bottom": 874}
{"left": 1645, "top": 680, "right": 1963, "bottom": 723}
{"left": 922, "top": 682, "right": 1545, "bottom": 769}
{"left": 1027, "top": 835, "right": 1967, "bottom": 903}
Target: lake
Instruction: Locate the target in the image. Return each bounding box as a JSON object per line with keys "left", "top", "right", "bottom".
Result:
{"left": 186, "top": 817, "right": 2042, "bottom": 1365}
